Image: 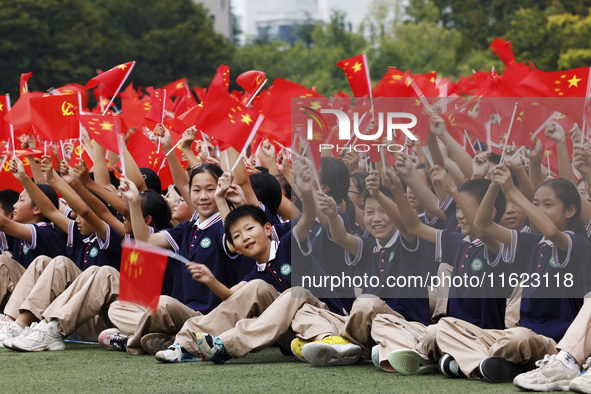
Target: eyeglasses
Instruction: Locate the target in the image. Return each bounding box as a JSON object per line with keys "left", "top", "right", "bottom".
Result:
{"left": 348, "top": 190, "right": 361, "bottom": 195}
{"left": 175, "top": 198, "right": 185, "bottom": 205}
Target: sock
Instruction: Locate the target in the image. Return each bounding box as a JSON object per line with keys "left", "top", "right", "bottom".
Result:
{"left": 48, "top": 319, "right": 63, "bottom": 336}
{"left": 557, "top": 350, "right": 579, "bottom": 370}
{"left": 15, "top": 320, "right": 26, "bottom": 329}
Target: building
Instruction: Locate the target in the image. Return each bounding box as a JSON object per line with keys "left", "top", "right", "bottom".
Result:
{"left": 198, "top": 0, "right": 233, "bottom": 40}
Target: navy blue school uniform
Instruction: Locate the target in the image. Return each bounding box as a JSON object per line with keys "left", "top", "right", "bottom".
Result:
{"left": 65, "top": 220, "right": 123, "bottom": 270}
{"left": 500, "top": 230, "right": 587, "bottom": 342}
{"left": 162, "top": 212, "right": 249, "bottom": 313}
{"left": 435, "top": 229, "right": 507, "bottom": 329}
{"left": 346, "top": 231, "right": 430, "bottom": 325}
{"left": 308, "top": 208, "right": 357, "bottom": 312}
{"left": 439, "top": 194, "right": 460, "bottom": 233}
{"left": 419, "top": 212, "right": 445, "bottom": 277}
{"left": 10, "top": 222, "right": 66, "bottom": 269}
{"left": 240, "top": 229, "right": 344, "bottom": 315}
{"left": 0, "top": 232, "right": 15, "bottom": 253}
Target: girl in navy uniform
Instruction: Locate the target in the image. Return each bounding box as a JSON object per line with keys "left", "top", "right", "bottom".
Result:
{"left": 437, "top": 166, "right": 588, "bottom": 384}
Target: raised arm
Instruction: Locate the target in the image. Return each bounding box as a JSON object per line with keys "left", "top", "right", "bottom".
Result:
{"left": 293, "top": 160, "right": 320, "bottom": 244}
{"left": 505, "top": 145, "right": 535, "bottom": 202}
{"left": 546, "top": 121, "right": 576, "bottom": 184}
{"left": 118, "top": 175, "right": 171, "bottom": 248}
{"left": 527, "top": 137, "right": 544, "bottom": 189}
{"left": 10, "top": 157, "right": 69, "bottom": 233}
{"left": 395, "top": 152, "right": 445, "bottom": 220}
{"left": 160, "top": 125, "right": 193, "bottom": 212}
{"left": 473, "top": 173, "right": 512, "bottom": 245}
{"left": 495, "top": 164, "right": 571, "bottom": 251}
{"left": 430, "top": 113, "right": 473, "bottom": 180}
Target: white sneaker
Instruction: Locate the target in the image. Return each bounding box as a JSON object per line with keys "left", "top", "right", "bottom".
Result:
{"left": 10, "top": 320, "right": 65, "bottom": 352}
{"left": 388, "top": 349, "right": 438, "bottom": 375}
{"left": 513, "top": 354, "right": 580, "bottom": 391}
{"left": 0, "top": 321, "right": 23, "bottom": 347}
{"left": 570, "top": 357, "right": 591, "bottom": 393}
{"left": 4, "top": 322, "right": 38, "bottom": 350}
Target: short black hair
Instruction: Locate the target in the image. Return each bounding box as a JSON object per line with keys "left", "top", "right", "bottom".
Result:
{"left": 224, "top": 205, "right": 270, "bottom": 246}
{"left": 36, "top": 184, "right": 60, "bottom": 222}
{"left": 189, "top": 164, "right": 223, "bottom": 189}
{"left": 0, "top": 189, "right": 19, "bottom": 216}
{"left": 250, "top": 172, "right": 282, "bottom": 216}
{"left": 361, "top": 185, "right": 394, "bottom": 208}
{"left": 457, "top": 178, "right": 506, "bottom": 223}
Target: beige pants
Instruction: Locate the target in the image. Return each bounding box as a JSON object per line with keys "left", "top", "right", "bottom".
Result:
{"left": 431, "top": 263, "right": 453, "bottom": 323}
{"left": 108, "top": 296, "right": 201, "bottom": 355}
{"left": 505, "top": 286, "right": 522, "bottom": 329}
{"left": 556, "top": 299, "right": 591, "bottom": 366}
{"left": 177, "top": 281, "right": 328, "bottom": 359}
{"left": 4, "top": 256, "right": 81, "bottom": 321}
{"left": 291, "top": 303, "right": 346, "bottom": 341}
{"left": 0, "top": 252, "right": 26, "bottom": 311}
{"left": 42, "top": 265, "right": 120, "bottom": 342}
{"left": 436, "top": 317, "right": 557, "bottom": 378}
{"left": 337, "top": 295, "right": 427, "bottom": 371}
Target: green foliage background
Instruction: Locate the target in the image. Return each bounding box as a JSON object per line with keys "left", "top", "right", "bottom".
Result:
{"left": 3, "top": 0, "right": 591, "bottom": 98}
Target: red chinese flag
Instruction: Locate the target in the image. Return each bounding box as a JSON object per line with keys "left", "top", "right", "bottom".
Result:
{"left": 0, "top": 95, "right": 10, "bottom": 141}
{"left": 30, "top": 94, "right": 79, "bottom": 141}
{"left": 122, "top": 98, "right": 150, "bottom": 130}
{"left": 197, "top": 86, "right": 260, "bottom": 152}
{"left": 77, "top": 113, "right": 121, "bottom": 153}
{"left": 209, "top": 64, "right": 230, "bottom": 92}
{"left": 193, "top": 87, "right": 207, "bottom": 103}
{"left": 20, "top": 72, "right": 33, "bottom": 97}
{"left": 145, "top": 88, "right": 165, "bottom": 123}
{"left": 489, "top": 37, "right": 518, "bottom": 68}
{"left": 120, "top": 82, "right": 140, "bottom": 101}
{"left": 0, "top": 156, "right": 24, "bottom": 193}
{"left": 126, "top": 129, "right": 165, "bottom": 172}
{"left": 119, "top": 240, "right": 169, "bottom": 312}
{"left": 237, "top": 70, "right": 266, "bottom": 104}
{"left": 4, "top": 92, "right": 44, "bottom": 136}
{"left": 177, "top": 103, "right": 203, "bottom": 129}
{"left": 84, "top": 61, "right": 134, "bottom": 98}
{"left": 68, "top": 140, "right": 94, "bottom": 168}
{"left": 336, "top": 53, "right": 372, "bottom": 97}
{"left": 163, "top": 78, "right": 189, "bottom": 98}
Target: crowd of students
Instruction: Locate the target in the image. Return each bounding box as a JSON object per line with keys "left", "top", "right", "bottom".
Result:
{"left": 0, "top": 112, "right": 590, "bottom": 393}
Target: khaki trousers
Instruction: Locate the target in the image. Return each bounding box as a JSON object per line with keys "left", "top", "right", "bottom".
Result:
{"left": 0, "top": 252, "right": 26, "bottom": 311}
{"left": 42, "top": 266, "right": 119, "bottom": 342}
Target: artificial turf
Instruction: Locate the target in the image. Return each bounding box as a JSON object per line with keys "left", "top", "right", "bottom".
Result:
{"left": 0, "top": 343, "right": 521, "bottom": 393}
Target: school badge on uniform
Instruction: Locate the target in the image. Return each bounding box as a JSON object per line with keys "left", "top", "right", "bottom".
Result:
{"left": 200, "top": 237, "right": 211, "bottom": 248}
{"left": 471, "top": 258, "right": 483, "bottom": 272}
{"left": 548, "top": 256, "right": 558, "bottom": 268}
{"left": 388, "top": 251, "right": 395, "bottom": 263}
{"left": 22, "top": 246, "right": 29, "bottom": 255}
{"left": 89, "top": 247, "right": 99, "bottom": 258}
{"left": 280, "top": 264, "right": 291, "bottom": 275}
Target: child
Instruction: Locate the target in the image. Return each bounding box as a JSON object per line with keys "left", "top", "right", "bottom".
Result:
{"left": 154, "top": 160, "right": 343, "bottom": 363}
{"left": 435, "top": 165, "right": 587, "bottom": 383}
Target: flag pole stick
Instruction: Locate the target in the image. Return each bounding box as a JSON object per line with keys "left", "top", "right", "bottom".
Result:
{"left": 500, "top": 103, "right": 518, "bottom": 163}
{"left": 200, "top": 131, "right": 210, "bottom": 158}
{"left": 6, "top": 94, "right": 16, "bottom": 156}
{"left": 245, "top": 79, "right": 267, "bottom": 108}
{"left": 102, "top": 62, "right": 135, "bottom": 116}
{"left": 231, "top": 115, "right": 264, "bottom": 172}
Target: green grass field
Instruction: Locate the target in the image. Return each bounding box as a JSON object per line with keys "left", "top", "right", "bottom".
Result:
{"left": 0, "top": 343, "right": 521, "bottom": 393}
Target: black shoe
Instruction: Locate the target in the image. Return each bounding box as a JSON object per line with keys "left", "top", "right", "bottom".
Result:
{"left": 478, "top": 356, "right": 530, "bottom": 383}
{"left": 438, "top": 354, "right": 467, "bottom": 378}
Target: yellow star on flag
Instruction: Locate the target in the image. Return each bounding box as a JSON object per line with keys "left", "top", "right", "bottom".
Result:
{"left": 310, "top": 101, "right": 322, "bottom": 110}
{"left": 568, "top": 75, "right": 582, "bottom": 88}
{"left": 100, "top": 121, "right": 114, "bottom": 131}
{"left": 117, "top": 64, "right": 128, "bottom": 71}
{"left": 0, "top": 103, "right": 3, "bottom": 112}
{"left": 240, "top": 113, "right": 253, "bottom": 126}
{"left": 352, "top": 62, "right": 362, "bottom": 73}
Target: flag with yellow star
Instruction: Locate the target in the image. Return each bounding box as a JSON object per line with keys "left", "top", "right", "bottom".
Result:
{"left": 76, "top": 113, "right": 122, "bottom": 153}
{"left": 210, "top": 64, "right": 230, "bottom": 92}
{"left": 336, "top": 53, "right": 372, "bottom": 98}
{"left": 29, "top": 94, "right": 80, "bottom": 142}
{"left": 119, "top": 240, "right": 169, "bottom": 312}
{"left": 0, "top": 95, "right": 10, "bottom": 141}
{"left": 20, "top": 72, "right": 32, "bottom": 97}
{"left": 145, "top": 87, "right": 166, "bottom": 124}
{"left": 236, "top": 70, "right": 266, "bottom": 105}
{"left": 126, "top": 129, "right": 166, "bottom": 172}
{"left": 84, "top": 61, "right": 135, "bottom": 98}
{"left": 196, "top": 85, "right": 261, "bottom": 152}
{"left": 162, "top": 78, "right": 190, "bottom": 98}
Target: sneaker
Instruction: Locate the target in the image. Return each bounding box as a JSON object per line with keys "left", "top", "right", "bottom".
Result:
{"left": 300, "top": 336, "right": 362, "bottom": 367}
{"left": 388, "top": 349, "right": 438, "bottom": 375}
{"left": 514, "top": 354, "right": 579, "bottom": 391}
{"left": 0, "top": 321, "right": 23, "bottom": 347}
{"left": 570, "top": 357, "right": 591, "bottom": 393}
{"left": 98, "top": 328, "right": 130, "bottom": 352}
{"left": 439, "top": 354, "right": 467, "bottom": 378}
{"left": 141, "top": 333, "right": 175, "bottom": 355}
{"left": 4, "top": 322, "right": 38, "bottom": 350}
{"left": 10, "top": 321, "right": 65, "bottom": 352}
{"left": 290, "top": 338, "right": 310, "bottom": 362}
{"left": 155, "top": 342, "right": 202, "bottom": 363}
{"left": 195, "top": 333, "right": 229, "bottom": 364}
{"left": 371, "top": 345, "right": 380, "bottom": 369}
{"left": 479, "top": 356, "right": 531, "bottom": 383}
